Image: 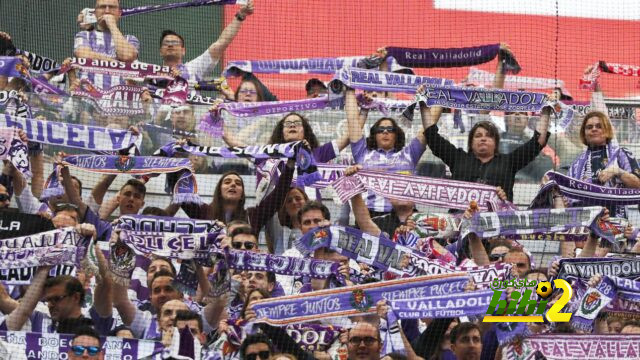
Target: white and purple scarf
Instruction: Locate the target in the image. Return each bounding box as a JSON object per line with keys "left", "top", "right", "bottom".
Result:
{"left": 0, "top": 127, "right": 31, "bottom": 179}
{"left": 59, "top": 57, "right": 174, "bottom": 82}
{"left": 251, "top": 273, "right": 468, "bottom": 325}
{"left": 331, "top": 169, "right": 508, "bottom": 211}
{"left": 0, "top": 227, "right": 88, "bottom": 270}
{"left": 0, "top": 113, "right": 140, "bottom": 151}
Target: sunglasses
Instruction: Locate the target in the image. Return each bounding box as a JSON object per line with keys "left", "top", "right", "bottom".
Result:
{"left": 0, "top": 193, "right": 10, "bottom": 202}
{"left": 232, "top": 241, "right": 255, "bottom": 250}
{"left": 489, "top": 253, "right": 507, "bottom": 262}
{"left": 246, "top": 351, "right": 270, "bottom": 360}
{"left": 349, "top": 336, "right": 379, "bottom": 346}
{"left": 374, "top": 126, "right": 396, "bottom": 134}
{"left": 71, "top": 345, "right": 101, "bottom": 356}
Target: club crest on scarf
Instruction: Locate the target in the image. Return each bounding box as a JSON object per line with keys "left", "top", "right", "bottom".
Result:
{"left": 115, "top": 155, "right": 136, "bottom": 172}
{"left": 581, "top": 290, "right": 602, "bottom": 315}
{"left": 109, "top": 241, "right": 135, "bottom": 280}
{"left": 15, "top": 61, "right": 29, "bottom": 78}
{"left": 310, "top": 228, "right": 329, "bottom": 249}
{"left": 350, "top": 289, "right": 373, "bottom": 312}
{"left": 296, "top": 147, "right": 312, "bottom": 171}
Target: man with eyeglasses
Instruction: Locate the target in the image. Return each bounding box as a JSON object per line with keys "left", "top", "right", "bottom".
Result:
{"left": 74, "top": 0, "right": 139, "bottom": 89}
{"left": 159, "top": 0, "right": 253, "bottom": 83}
{"left": 68, "top": 326, "right": 104, "bottom": 360}
{"left": 347, "top": 322, "right": 382, "bottom": 360}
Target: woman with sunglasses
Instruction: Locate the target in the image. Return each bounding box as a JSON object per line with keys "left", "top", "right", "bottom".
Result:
{"left": 345, "top": 88, "right": 436, "bottom": 216}
{"left": 567, "top": 109, "right": 640, "bottom": 217}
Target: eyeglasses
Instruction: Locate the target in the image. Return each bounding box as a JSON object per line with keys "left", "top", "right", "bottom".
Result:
{"left": 246, "top": 351, "right": 270, "bottom": 360}
{"left": 71, "top": 345, "right": 101, "bottom": 356}
{"left": 349, "top": 336, "right": 379, "bottom": 346}
{"left": 162, "top": 40, "right": 182, "bottom": 47}
{"left": 585, "top": 123, "right": 603, "bottom": 130}
{"left": 0, "top": 193, "right": 10, "bottom": 202}
{"left": 43, "top": 294, "right": 69, "bottom": 304}
{"left": 283, "top": 120, "right": 303, "bottom": 128}
{"left": 238, "top": 89, "right": 257, "bottom": 95}
{"left": 374, "top": 126, "right": 396, "bottom": 134}
{"left": 232, "top": 241, "right": 255, "bottom": 250}
{"left": 489, "top": 253, "right": 507, "bottom": 262}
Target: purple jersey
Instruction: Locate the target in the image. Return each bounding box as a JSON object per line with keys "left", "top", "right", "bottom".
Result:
{"left": 73, "top": 30, "right": 140, "bottom": 89}
{"left": 351, "top": 136, "right": 426, "bottom": 212}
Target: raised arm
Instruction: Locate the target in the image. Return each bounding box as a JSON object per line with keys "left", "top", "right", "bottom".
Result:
{"left": 92, "top": 233, "right": 113, "bottom": 317}
{"left": 464, "top": 205, "right": 490, "bottom": 266}
{"left": 208, "top": 0, "right": 254, "bottom": 62}
{"left": 417, "top": 98, "right": 443, "bottom": 145}
{"left": 536, "top": 106, "right": 551, "bottom": 147}
{"left": 248, "top": 158, "right": 295, "bottom": 234}
{"left": 347, "top": 166, "right": 381, "bottom": 236}
{"left": 92, "top": 175, "right": 117, "bottom": 206}
{"left": 345, "top": 89, "right": 366, "bottom": 143}
{"left": 5, "top": 266, "right": 50, "bottom": 330}
{"left": 30, "top": 150, "right": 45, "bottom": 199}
{"left": 59, "top": 163, "right": 88, "bottom": 220}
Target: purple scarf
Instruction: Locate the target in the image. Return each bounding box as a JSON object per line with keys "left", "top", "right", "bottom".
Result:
{"left": 0, "top": 56, "right": 29, "bottom": 78}
{"left": 329, "top": 67, "right": 453, "bottom": 94}
{"left": 62, "top": 155, "right": 193, "bottom": 175}
{"left": 505, "top": 334, "right": 640, "bottom": 360}
{"left": 401, "top": 85, "right": 549, "bottom": 122}
{"left": 0, "top": 227, "right": 88, "bottom": 270}
{"left": 0, "top": 127, "right": 31, "bottom": 179}
{"left": 543, "top": 171, "right": 640, "bottom": 206}
{"left": 119, "top": 229, "right": 221, "bottom": 262}
{"left": 331, "top": 169, "right": 505, "bottom": 211}
{"left": 60, "top": 57, "right": 174, "bottom": 82}
{"left": 72, "top": 79, "right": 146, "bottom": 116}
{"left": 0, "top": 113, "right": 140, "bottom": 151}
{"left": 117, "top": 214, "right": 225, "bottom": 234}
{"left": 387, "top": 289, "right": 496, "bottom": 319}
{"left": 557, "top": 257, "right": 640, "bottom": 281}
{"left": 198, "top": 96, "right": 344, "bottom": 138}
{"left": 386, "top": 44, "right": 521, "bottom": 73}
{"left": 251, "top": 273, "right": 468, "bottom": 325}
{"left": 223, "top": 249, "right": 343, "bottom": 281}
{"left": 295, "top": 225, "right": 421, "bottom": 276}
{"left": 0, "top": 331, "right": 164, "bottom": 359}
{"left": 460, "top": 206, "right": 605, "bottom": 239}
{"left": 15, "top": 49, "right": 60, "bottom": 73}
{"left": 122, "top": 0, "right": 245, "bottom": 16}
{"left": 223, "top": 55, "right": 411, "bottom": 77}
